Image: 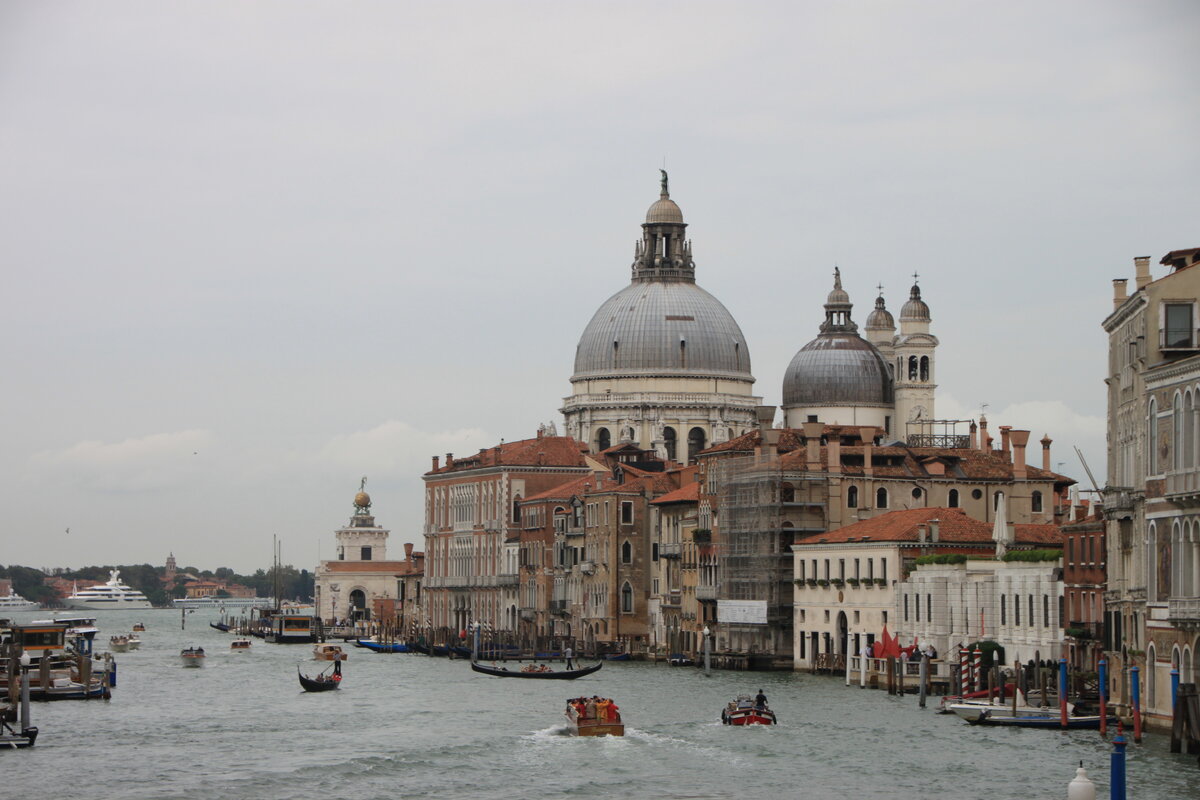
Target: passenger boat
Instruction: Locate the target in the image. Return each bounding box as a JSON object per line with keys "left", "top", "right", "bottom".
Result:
{"left": 299, "top": 660, "right": 341, "bottom": 692}
{"left": 565, "top": 700, "right": 624, "bottom": 736}
{"left": 313, "top": 644, "right": 347, "bottom": 661}
{"left": 109, "top": 635, "right": 130, "bottom": 653}
{"left": 470, "top": 660, "right": 603, "bottom": 680}
{"left": 132, "top": 622, "right": 146, "bottom": 632}
{"left": 948, "top": 701, "right": 1117, "bottom": 729}
{"left": 355, "top": 639, "right": 409, "bottom": 653}
{"left": 265, "top": 614, "right": 316, "bottom": 644}
{"left": 126, "top": 634, "right": 141, "bottom": 651}
{"left": 3, "top": 620, "right": 112, "bottom": 699}
{"left": 63, "top": 570, "right": 152, "bottom": 610}
{"left": 722, "top": 695, "right": 777, "bottom": 725}
{"left": 230, "top": 638, "right": 252, "bottom": 651}
{"left": 180, "top": 647, "right": 206, "bottom": 667}
{"left": 0, "top": 588, "right": 39, "bottom": 612}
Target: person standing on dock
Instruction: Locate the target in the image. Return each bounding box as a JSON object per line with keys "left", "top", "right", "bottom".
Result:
{"left": 564, "top": 644, "right": 575, "bottom": 669}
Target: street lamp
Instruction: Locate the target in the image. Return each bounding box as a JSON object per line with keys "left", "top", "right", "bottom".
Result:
{"left": 19, "top": 651, "right": 33, "bottom": 739}
{"left": 703, "top": 626, "right": 712, "bottom": 676}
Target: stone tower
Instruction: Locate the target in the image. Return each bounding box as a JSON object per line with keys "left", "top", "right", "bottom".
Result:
{"left": 892, "top": 281, "right": 939, "bottom": 441}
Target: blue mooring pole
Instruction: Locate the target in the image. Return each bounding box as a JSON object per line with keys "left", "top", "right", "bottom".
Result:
{"left": 1059, "top": 657, "right": 1069, "bottom": 728}
{"left": 1171, "top": 666, "right": 1179, "bottom": 714}
{"left": 1131, "top": 666, "right": 1142, "bottom": 743}
{"left": 1110, "top": 729, "right": 1127, "bottom": 800}
{"left": 1098, "top": 658, "right": 1108, "bottom": 736}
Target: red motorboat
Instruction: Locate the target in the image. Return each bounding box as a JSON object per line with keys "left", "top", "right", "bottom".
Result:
{"left": 721, "top": 695, "right": 777, "bottom": 725}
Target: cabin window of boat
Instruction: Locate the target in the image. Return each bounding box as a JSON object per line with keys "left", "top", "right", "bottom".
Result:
{"left": 621, "top": 502, "right": 633, "bottom": 524}
{"left": 21, "top": 631, "right": 63, "bottom": 647}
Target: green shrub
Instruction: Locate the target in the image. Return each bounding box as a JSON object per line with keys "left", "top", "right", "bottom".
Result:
{"left": 1001, "top": 549, "right": 1063, "bottom": 563}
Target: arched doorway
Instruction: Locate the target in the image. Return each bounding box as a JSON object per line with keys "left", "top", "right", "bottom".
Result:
{"left": 349, "top": 589, "right": 368, "bottom": 621}
{"left": 836, "top": 610, "right": 849, "bottom": 656}
{"left": 688, "top": 427, "right": 707, "bottom": 463}
{"left": 596, "top": 428, "right": 611, "bottom": 452}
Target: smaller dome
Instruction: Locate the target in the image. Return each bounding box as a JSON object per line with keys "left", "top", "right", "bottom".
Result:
{"left": 354, "top": 492, "right": 371, "bottom": 509}
{"left": 826, "top": 266, "right": 849, "bottom": 305}
{"left": 900, "top": 284, "right": 930, "bottom": 321}
{"left": 646, "top": 196, "right": 684, "bottom": 224}
{"left": 865, "top": 295, "right": 894, "bottom": 330}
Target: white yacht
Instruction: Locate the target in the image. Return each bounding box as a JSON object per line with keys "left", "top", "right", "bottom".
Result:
{"left": 0, "top": 589, "right": 39, "bottom": 611}
{"left": 64, "top": 570, "right": 153, "bottom": 610}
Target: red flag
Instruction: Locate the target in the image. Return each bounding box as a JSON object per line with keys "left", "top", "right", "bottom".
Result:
{"left": 878, "top": 625, "right": 902, "bottom": 658}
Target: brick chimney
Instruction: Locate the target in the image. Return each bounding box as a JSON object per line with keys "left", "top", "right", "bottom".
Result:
{"left": 432, "top": 455, "right": 440, "bottom": 471}
{"left": 404, "top": 541, "right": 414, "bottom": 559}
{"left": 929, "top": 519, "right": 939, "bottom": 543}
{"left": 537, "top": 428, "right": 544, "bottom": 440}
{"left": 445, "top": 453, "right": 454, "bottom": 467}
{"left": 1113, "top": 278, "right": 1128, "bottom": 307}
{"left": 860, "top": 426, "right": 877, "bottom": 477}
{"left": 969, "top": 421, "right": 978, "bottom": 450}
{"left": 1041, "top": 434, "right": 1053, "bottom": 471}
{"left": 827, "top": 426, "right": 842, "bottom": 474}
{"left": 999, "top": 426, "right": 1012, "bottom": 459}
{"left": 803, "top": 421, "right": 823, "bottom": 471}
{"left": 978, "top": 416, "right": 989, "bottom": 452}
{"left": 1010, "top": 430, "right": 1030, "bottom": 480}
{"left": 1134, "top": 255, "right": 1152, "bottom": 290}
{"left": 756, "top": 405, "right": 780, "bottom": 456}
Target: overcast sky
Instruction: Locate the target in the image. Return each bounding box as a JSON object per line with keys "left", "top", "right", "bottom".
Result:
{"left": 2, "top": 1, "right": 1197, "bottom": 573}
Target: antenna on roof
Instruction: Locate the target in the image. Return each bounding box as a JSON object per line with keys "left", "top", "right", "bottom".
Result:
{"left": 1073, "top": 446, "right": 1102, "bottom": 495}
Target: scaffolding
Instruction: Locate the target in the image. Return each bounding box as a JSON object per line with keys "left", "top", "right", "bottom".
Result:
{"left": 714, "top": 450, "right": 829, "bottom": 665}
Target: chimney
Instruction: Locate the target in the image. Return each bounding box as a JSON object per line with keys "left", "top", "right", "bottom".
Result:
{"left": 969, "top": 421, "right": 978, "bottom": 450}
{"left": 445, "top": 453, "right": 454, "bottom": 467}
{"left": 1041, "top": 434, "right": 1053, "bottom": 471}
{"left": 860, "top": 426, "right": 877, "bottom": 477}
{"left": 978, "top": 416, "right": 989, "bottom": 452}
{"left": 1113, "top": 278, "right": 1128, "bottom": 307}
{"left": 999, "top": 426, "right": 1012, "bottom": 459}
{"left": 1134, "top": 255, "right": 1152, "bottom": 290}
{"left": 494, "top": 445, "right": 502, "bottom": 465}
{"left": 432, "top": 455, "right": 440, "bottom": 471}
{"left": 537, "top": 428, "right": 544, "bottom": 440}
{"left": 1010, "top": 430, "right": 1030, "bottom": 480}
{"left": 917, "top": 524, "right": 927, "bottom": 544}
{"left": 756, "top": 405, "right": 780, "bottom": 455}
{"left": 803, "top": 421, "right": 823, "bottom": 471}
{"left": 929, "top": 519, "right": 939, "bottom": 543}
{"left": 827, "top": 426, "right": 842, "bottom": 474}
{"left": 404, "top": 541, "right": 414, "bottom": 559}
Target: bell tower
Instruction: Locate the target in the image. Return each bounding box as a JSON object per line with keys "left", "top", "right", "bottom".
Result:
{"left": 892, "top": 279, "right": 939, "bottom": 442}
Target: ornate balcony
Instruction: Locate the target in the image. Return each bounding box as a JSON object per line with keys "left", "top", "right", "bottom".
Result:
{"left": 696, "top": 585, "right": 718, "bottom": 601}
{"left": 1165, "top": 469, "right": 1200, "bottom": 502}
{"left": 580, "top": 560, "right": 596, "bottom": 575}
{"left": 1168, "top": 597, "right": 1200, "bottom": 629}
{"left": 550, "top": 599, "right": 568, "bottom": 615}
{"left": 496, "top": 574, "right": 519, "bottom": 586}
{"left": 659, "top": 542, "right": 682, "bottom": 559}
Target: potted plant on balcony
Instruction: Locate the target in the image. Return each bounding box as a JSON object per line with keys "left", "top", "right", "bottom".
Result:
{"left": 874, "top": 578, "right": 887, "bottom": 586}
{"left": 793, "top": 579, "right": 806, "bottom": 588}
{"left": 817, "top": 579, "right": 830, "bottom": 588}
{"left": 830, "top": 578, "right": 845, "bottom": 588}
{"left": 846, "top": 577, "right": 860, "bottom": 587}
{"left": 806, "top": 578, "right": 818, "bottom": 586}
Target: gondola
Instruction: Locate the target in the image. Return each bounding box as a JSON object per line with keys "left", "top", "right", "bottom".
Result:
{"left": 355, "top": 639, "right": 410, "bottom": 653}
{"left": 209, "top": 621, "right": 230, "bottom": 632}
{"left": 604, "top": 652, "right": 631, "bottom": 661}
{"left": 298, "top": 660, "right": 342, "bottom": 692}
{"left": 470, "top": 660, "right": 603, "bottom": 680}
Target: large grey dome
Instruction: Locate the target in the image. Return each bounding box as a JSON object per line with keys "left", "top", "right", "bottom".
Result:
{"left": 572, "top": 281, "right": 753, "bottom": 380}
{"left": 782, "top": 335, "right": 893, "bottom": 407}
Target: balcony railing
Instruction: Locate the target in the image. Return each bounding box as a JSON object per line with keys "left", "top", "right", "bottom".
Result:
{"left": 1166, "top": 469, "right": 1200, "bottom": 496}
{"left": 580, "top": 560, "right": 596, "bottom": 575}
{"left": 661, "top": 592, "right": 682, "bottom": 608}
{"left": 696, "top": 585, "right": 718, "bottom": 601}
{"left": 659, "top": 542, "right": 682, "bottom": 558}
{"left": 496, "top": 574, "right": 519, "bottom": 586}
{"left": 550, "top": 599, "right": 567, "bottom": 614}
{"left": 519, "top": 607, "right": 537, "bottom": 622}
{"left": 1168, "top": 597, "right": 1200, "bottom": 626}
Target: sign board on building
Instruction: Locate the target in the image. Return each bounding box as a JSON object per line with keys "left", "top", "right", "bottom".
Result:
{"left": 718, "top": 599, "right": 768, "bottom": 625}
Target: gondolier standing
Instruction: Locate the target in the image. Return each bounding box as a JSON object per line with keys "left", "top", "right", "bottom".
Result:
{"left": 564, "top": 644, "right": 575, "bottom": 670}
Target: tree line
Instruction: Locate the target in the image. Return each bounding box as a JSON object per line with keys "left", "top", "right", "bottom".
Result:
{"left": 0, "top": 563, "right": 314, "bottom": 607}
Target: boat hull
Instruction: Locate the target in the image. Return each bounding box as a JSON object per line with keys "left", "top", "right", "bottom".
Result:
{"left": 0, "top": 726, "right": 38, "bottom": 748}
{"left": 948, "top": 703, "right": 1116, "bottom": 729}
{"left": 565, "top": 708, "right": 623, "bottom": 736}
{"left": 355, "top": 640, "right": 409, "bottom": 653}
{"left": 63, "top": 598, "right": 153, "bottom": 610}
{"left": 471, "top": 661, "right": 603, "bottom": 679}
{"left": 723, "top": 708, "right": 777, "bottom": 725}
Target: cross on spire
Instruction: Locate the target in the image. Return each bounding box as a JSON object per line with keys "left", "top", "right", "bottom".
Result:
{"left": 912, "top": 271, "right": 920, "bottom": 284}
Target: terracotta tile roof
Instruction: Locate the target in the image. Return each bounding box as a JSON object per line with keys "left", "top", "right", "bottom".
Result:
{"left": 324, "top": 561, "right": 420, "bottom": 574}
{"left": 796, "top": 507, "right": 1063, "bottom": 547}
{"left": 425, "top": 435, "right": 590, "bottom": 475}
{"left": 651, "top": 481, "right": 700, "bottom": 505}
{"left": 521, "top": 474, "right": 598, "bottom": 503}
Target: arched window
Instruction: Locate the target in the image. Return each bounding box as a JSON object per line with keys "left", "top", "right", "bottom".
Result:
{"left": 1187, "top": 392, "right": 1196, "bottom": 468}
{"left": 908, "top": 356, "right": 918, "bottom": 381}
{"left": 876, "top": 487, "right": 888, "bottom": 509}
{"left": 1031, "top": 491, "right": 1043, "bottom": 513}
{"left": 919, "top": 356, "right": 930, "bottom": 382}
{"left": 994, "top": 491, "right": 1004, "bottom": 511}
{"left": 621, "top": 582, "right": 633, "bottom": 613}
{"left": 847, "top": 485, "right": 859, "bottom": 508}
{"left": 687, "top": 427, "right": 707, "bottom": 463}
{"left": 663, "top": 427, "right": 677, "bottom": 461}
{"left": 780, "top": 482, "right": 795, "bottom": 503}
{"left": 512, "top": 495, "right": 522, "bottom": 523}
{"left": 1175, "top": 393, "right": 1185, "bottom": 470}
{"left": 948, "top": 489, "right": 959, "bottom": 508}
{"left": 597, "top": 428, "right": 611, "bottom": 452}
{"left": 621, "top": 540, "right": 632, "bottom": 564}
{"left": 1148, "top": 398, "right": 1158, "bottom": 474}
{"left": 1147, "top": 644, "right": 1157, "bottom": 706}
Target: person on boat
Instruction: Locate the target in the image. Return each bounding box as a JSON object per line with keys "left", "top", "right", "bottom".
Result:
{"left": 564, "top": 644, "right": 575, "bottom": 669}
{"left": 754, "top": 690, "right": 768, "bottom": 709}
{"left": 585, "top": 697, "right": 597, "bottom": 719}
{"left": 607, "top": 699, "right": 620, "bottom": 722}
{"left": 597, "top": 698, "right": 610, "bottom": 721}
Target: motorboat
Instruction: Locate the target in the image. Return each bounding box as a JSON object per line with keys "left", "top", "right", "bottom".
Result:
{"left": 313, "top": 644, "right": 347, "bottom": 661}
{"left": 126, "top": 633, "right": 141, "bottom": 650}
{"left": 109, "top": 635, "right": 130, "bottom": 653}
{"left": 299, "top": 660, "right": 341, "bottom": 692}
{"left": 722, "top": 695, "right": 777, "bottom": 725}
{"left": 63, "top": 570, "right": 152, "bottom": 610}
{"left": 947, "top": 701, "right": 1117, "bottom": 729}
{"left": 180, "top": 647, "right": 206, "bottom": 667}
{"left": 470, "top": 660, "right": 603, "bottom": 680}
{"left": 132, "top": 622, "right": 146, "bottom": 632}
{"left": 355, "top": 639, "right": 409, "bottom": 653}
{"left": 230, "top": 638, "right": 252, "bottom": 651}
{"left": 0, "top": 589, "right": 39, "bottom": 612}
{"left": 565, "top": 699, "right": 624, "bottom": 737}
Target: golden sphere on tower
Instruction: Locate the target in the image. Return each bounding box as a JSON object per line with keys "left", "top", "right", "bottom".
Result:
{"left": 354, "top": 491, "right": 371, "bottom": 509}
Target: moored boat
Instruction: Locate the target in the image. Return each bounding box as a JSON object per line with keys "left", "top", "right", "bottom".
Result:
{"left": 180, "top": 646, "right": 206, "bottom": 667}
{"left": 471, "top": 660, "right": 603, "bottom": 680}
{"left": 299, "top": 660, "right": 342, "bottom": 692}
{"left": 0, "top": 588, "right": 39, "bottom": 612}
{"left": 948, "top": 701, "right": 1117, "bottom": 729}
{"left": 722, "top": 695, "right": 777, "bottom": 725}
{"left": 63, "top": 570, "right": 152, "bottom": 610}
{"left": 565, "top": 698, "right": 624, "bottom": 736}
{"left": 355, "top": 639, "right": 409, "bottom": 653}
{"left": 313, "top": 644, "right": 347, "bottom": 661}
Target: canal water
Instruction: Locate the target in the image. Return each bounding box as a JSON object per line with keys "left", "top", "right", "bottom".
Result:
{"left": 4, "top": 609, "right": 1196, "bottom": 799}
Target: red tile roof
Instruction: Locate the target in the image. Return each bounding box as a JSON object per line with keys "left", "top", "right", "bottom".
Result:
{"left": 796, "top": 507, "right": 1063, "bottom": 547}
{"left": 426, "top": 435, "right": 590, "bottom": 475}
{"left": 651, "top": 481, "right": 700, "bottom": 505}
